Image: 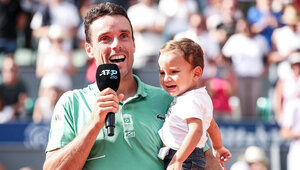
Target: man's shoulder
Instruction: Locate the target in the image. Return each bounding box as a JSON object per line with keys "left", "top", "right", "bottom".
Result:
{"left": 58, "top": 85, "right": 95, "bottom": 103}
{"left": 143, "top": 84, "right": 172, "bottom": 100}
{"left": 144, "top": 83, "right": 166, "bottom": 94}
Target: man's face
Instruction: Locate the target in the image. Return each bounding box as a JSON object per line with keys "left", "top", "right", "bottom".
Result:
{"left": 85, "top": 15, "right": 135, "bottom": 79}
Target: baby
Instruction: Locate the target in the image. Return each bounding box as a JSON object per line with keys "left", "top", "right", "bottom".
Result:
{"left": 158, "top": 38, "right": 231, "bottom": 170}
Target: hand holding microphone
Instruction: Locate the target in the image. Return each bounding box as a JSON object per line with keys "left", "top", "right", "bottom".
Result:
{"left": 96, "top": 64, "right": 120, "bottom": 136}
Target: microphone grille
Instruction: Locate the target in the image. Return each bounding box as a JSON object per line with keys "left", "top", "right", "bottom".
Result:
{"left": 96, "top": 64, "right": 120, "bottom": 91}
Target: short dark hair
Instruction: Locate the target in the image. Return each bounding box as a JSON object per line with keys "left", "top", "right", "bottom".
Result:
{"left": 84, "top": 2, "right": 134, "bottom": 44}
{"left": 160, "top": 38, "right": 204, "bottom": 70}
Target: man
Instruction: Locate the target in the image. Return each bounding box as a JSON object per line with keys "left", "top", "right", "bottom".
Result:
{"left": 43, "top": 2, "right": 221, "bottom": 170}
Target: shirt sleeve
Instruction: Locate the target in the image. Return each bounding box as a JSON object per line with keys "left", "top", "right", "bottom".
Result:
{"left": 46, "top": 91, "right": 75, "bottom": 152}
{"left": 176, "top": 94, "right": 205, "bottom": 121}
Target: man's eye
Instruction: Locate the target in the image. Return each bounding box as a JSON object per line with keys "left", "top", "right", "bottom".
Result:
{"left": 120, "top": 33, "right": 130, "bottom": 39}
{"left": 99, "top": 36, "right": 111, "bottom": 42}
{"left": 172, "top": 70, "right": 179, "bottom": 74}
{"left": 159, "top": 71, "right": 165, "bottom": 75}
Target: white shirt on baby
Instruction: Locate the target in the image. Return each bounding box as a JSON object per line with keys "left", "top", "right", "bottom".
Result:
{"left": 158, "top": 87, "right": 213, "bottom": 150}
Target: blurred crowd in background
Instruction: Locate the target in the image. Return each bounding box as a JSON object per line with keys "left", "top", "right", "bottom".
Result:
{"left": 0, "top": 0, "right": 300, "bottom": 169}
{"left": 2, "top": 0, "right": 299, "bottom": 123}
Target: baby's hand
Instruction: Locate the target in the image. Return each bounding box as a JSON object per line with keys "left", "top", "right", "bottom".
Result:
{"left": 213, "top": 146, "right": 232, "bottom": 169}
{"left": 167, "top": 161, "right": 183, "bottom": 170}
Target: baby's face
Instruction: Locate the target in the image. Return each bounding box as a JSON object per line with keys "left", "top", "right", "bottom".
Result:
{"left": 158, "top": 50, "right": 197, "bottom": 96}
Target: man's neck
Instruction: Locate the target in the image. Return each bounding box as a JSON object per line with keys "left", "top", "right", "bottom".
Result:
{"left": 117, "top": 74, "right": 138, "bottom": 101}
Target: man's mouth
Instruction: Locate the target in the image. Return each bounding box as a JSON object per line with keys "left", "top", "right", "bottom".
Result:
{"left": 109, "top": 55, "right": 125, "bottom": 63}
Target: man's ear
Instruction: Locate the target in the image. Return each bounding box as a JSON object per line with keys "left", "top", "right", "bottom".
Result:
{"left": 193, "top": 66, "right": 203, "bottom": 80}
{"left": 85, "top": 42, "right": 93, "bottom": 59}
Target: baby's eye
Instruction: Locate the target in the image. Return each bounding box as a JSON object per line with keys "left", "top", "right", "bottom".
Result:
{"left": 159, "top": 71, "right": 165, "bottom": 75}
{"left": 171, "top": 70, "right": 179, "bottom": 74}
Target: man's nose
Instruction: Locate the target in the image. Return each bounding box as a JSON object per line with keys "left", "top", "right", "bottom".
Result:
{"left": 111, "top": 37, "right": 121, "bottom": 50}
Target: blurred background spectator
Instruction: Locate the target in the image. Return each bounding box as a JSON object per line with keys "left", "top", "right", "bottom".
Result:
{"left": 0, "top": 55, "right": 29, "bottom": 121}
{"left": 100, "top": 0, "right": 136, "bottom": 10}
{"left": 158, "top": 0, "right": 198, "bottom": 42}
{"left": 174, "top": 12, "right": 221, "bottom": 80}
{"left": 274, "top": 51, "right": 300, "bottom": 170}
{"left": 268, "top": 4, "right": 300, "bottom": 82}
{"left": 1, "top": 1, "right": 300, "bottom": 169}
{"left": 0, "top": 0, "right": 26, "bottom": 54}
{"left": 33, "top": 72, "right": 71, "bottom": 123}
{"left": 222, "top": 18, "right": 270, "bottom": 120}
{"left": 35, "top": 24, "right": 76, "bottom": 79}
{"left": 30, "top": 0, "right": 80, "bottom": 55}
{"left": 206, "top": 55, "right": 237, "bottom": 120}
{"left": 247, "top": 0, "right": 282, "bottom": 49}
{"left": 128, "top": 0, "right": 166, "bottom": 86}
{"left": 204, "top": 0, "right": 243, "bottom": 39}
{"left": 76, "top": 0, "right": 97, "bottom": 84}
{"left": 33, "top": 24, "right": 74, "bottom": 123}
{"left": 273, "top": 52, "right": 300, "bottom": 125}
{"left": 230, "top": 145, "right": 269, "bottom": 170}
{"left": 0, "top": 90, "right": 14, "bottom": 123}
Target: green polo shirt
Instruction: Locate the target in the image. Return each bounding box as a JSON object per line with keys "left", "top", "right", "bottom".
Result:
{"left": 46, "top": 75, "right": 173, "bottom": 170}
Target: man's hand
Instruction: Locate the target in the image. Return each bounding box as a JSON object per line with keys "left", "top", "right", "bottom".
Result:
{"left": 91, "top": 88, "right": 124, "bottom": 128}
{"left": 205, "top": 149, "right": 222, "bottom": 170}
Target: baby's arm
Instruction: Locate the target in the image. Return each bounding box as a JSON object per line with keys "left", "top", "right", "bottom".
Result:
{"left": 207, "top": 118, "right": 231, "bottom": 168}
{"left": 167, "top": 118, "right": 202, "bottom": 170}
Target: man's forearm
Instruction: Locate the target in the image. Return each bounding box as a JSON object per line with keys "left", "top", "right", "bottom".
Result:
{"left": 43, "top": 121, "right": 103, "bottom": 170}
{"left": 204, "top": 149, "right": 222, "bottom": 170}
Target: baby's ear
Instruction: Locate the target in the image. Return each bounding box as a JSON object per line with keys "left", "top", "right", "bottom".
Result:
{"left": 193, "top": 66, "right": 202, "bottom": 80}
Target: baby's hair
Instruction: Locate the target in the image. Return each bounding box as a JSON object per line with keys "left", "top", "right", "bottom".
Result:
{"left": 159, "top": 38, "right": 204, "bottom": 69}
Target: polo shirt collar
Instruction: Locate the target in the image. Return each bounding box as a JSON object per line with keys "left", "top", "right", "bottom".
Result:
{"left": 133, "top": 74, "right": 147, "bottom": 98}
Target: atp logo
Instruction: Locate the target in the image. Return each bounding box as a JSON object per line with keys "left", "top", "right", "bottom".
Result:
{"left": 99, "top": 69, "right": 118, "bottom": 79}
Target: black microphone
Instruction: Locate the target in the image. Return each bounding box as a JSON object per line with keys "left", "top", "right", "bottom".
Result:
{"left": 96, "top": 63, "right": 120, "bottom": 136}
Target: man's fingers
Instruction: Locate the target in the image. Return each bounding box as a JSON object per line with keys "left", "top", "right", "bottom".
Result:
{"left": 118, "top": 93, "right": 124, "bottom": 101}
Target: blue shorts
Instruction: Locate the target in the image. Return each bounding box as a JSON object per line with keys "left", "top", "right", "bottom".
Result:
{"left": 164, "top": 147, "right": 206, "bottom": 170}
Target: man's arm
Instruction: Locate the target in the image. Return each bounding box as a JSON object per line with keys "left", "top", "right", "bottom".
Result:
{"left": 44, "top": 120, "right": 103, "bottom": 170}
{"left": 204, "top": 149, "right": 222, "bottom": 170}
{"left": 43, "top": 88, "right": 123, "bottom": 170}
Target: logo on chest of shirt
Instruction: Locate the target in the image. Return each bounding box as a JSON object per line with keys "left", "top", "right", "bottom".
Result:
{"left": 156, "top": 99, "right": 176, "bottom": 121}
{"left": 123, "top": 114, "right": 135, "bottom": 138}
{"left": 156, "top": 114, "right": 165, "bottom": 121}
